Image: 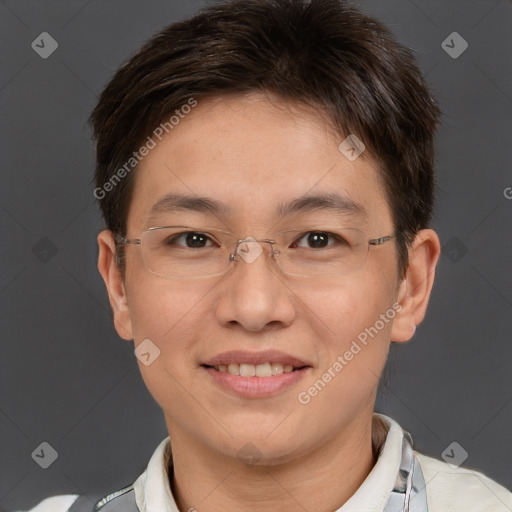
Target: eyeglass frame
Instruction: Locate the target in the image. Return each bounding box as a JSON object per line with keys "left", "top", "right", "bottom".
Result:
{"left": 114, "top": 225, "right": 397, "bottom": 279}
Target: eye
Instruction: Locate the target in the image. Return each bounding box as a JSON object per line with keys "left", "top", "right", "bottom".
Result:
{"left": 291, "top": 231, "right": 347, "bottom": 249}
{"left": 165, "top": 231, "right": 216, "bottom": 249}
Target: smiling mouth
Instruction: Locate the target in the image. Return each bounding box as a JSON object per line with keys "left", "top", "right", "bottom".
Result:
{"left": 201, "top": 362, "right": 308, "bottom": 377}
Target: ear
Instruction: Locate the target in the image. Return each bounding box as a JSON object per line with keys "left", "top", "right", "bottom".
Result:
{"left": 97, "top": 230, "right": 133, "bottom": 340}
{"left": 391, "top": 229, "right": 441, "bottom": 343}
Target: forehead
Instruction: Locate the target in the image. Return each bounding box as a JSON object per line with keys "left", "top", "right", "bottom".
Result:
{"left": 128, "top": 93, "right": 392, "bottom": 232}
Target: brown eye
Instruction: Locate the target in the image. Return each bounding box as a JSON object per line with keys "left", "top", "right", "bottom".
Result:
{"left": 292, "top": 231, "right": 337, "bottom": 249}
{"left": 307, "top": 232, "right": 329, "bottom": 248}
{"left": 165, "top": 232, "right": 214, "bottom": 248}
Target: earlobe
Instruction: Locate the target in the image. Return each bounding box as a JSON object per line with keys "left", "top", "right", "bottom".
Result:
{"left": 390, "top": 229, "right": 441, "bottom": 343}
{"left": 97, "top": 230, "right": 133, "bottom": 341}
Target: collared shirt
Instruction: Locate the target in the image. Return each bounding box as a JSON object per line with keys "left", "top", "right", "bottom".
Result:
{"left": 15, "top": 413, "right": 512, "bottom": 511}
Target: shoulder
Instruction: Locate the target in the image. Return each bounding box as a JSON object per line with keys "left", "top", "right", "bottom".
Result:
{"left": 13, "top": 484, "right": 137, "bottom": 512}
{"left": 12, "top": 494, "right": 79, "bottom": 512}
{"left": 416, "top": 452, "right": 512, "bottom": 512}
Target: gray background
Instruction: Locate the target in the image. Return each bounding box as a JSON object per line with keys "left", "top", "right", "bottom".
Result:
{"left": 1, "top": 0, "right": 511, "bottom": 510}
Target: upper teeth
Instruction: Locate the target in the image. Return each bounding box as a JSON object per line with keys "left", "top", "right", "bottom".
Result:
{"left": 215, "top": 362, "right": 294, "bottom": 377}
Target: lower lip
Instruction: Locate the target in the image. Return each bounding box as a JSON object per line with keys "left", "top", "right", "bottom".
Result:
{"left": 202, "top": 366, "right": 311, "bottom": 398}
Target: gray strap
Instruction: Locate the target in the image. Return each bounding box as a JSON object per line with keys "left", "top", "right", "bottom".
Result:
{"left": 383, "top": 431, "right": 429, "bottom": 512}
{"left": 67, "top": 494, "right": 104, "bottom": 512}
{"left": 67, "top": 484, "right": 138, "bottom": 512}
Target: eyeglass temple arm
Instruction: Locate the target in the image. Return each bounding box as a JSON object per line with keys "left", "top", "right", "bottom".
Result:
{"left": 114, "top": 234, "right": 141, "bottom": 246}
{"left": 368, "top": 234, "right": 396, "bottom": 246}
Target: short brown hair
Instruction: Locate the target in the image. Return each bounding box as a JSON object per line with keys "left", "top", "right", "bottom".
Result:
{"left": 90, "top": 0, "right": 441, "bottom": 278}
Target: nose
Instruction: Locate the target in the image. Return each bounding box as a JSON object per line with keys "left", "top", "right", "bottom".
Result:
{"left": 215, "top": 238, "right": 297, "bottom": 332}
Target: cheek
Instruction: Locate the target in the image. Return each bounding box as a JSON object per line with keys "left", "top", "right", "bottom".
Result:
{"left": 126, "top": 278, "right": 209, "bottom": 413}
{"left": 301, "top": 274, "right": 396, "bottom": 398}
{"left": 305, "top": 274, "right": 394, "bottom": 347}
{"left": 291, "top": 279, "right": 394, "bottom": 438}
{"left": 126, "top": 274, "right": 204, "bottom": 342}
{"left": 126, "top": 275, "right": 223, "bottom": 387}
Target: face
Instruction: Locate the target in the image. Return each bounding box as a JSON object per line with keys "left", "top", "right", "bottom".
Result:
{"left": 100, "top": 93, "right": 412, "bottom": 464}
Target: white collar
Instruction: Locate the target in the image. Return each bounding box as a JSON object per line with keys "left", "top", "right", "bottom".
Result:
{"left": 132, "top": 413, "right": 404, "bottom": 512}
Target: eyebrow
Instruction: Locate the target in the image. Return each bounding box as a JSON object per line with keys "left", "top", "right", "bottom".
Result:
{"left": 148, "top": 192, "right": 366, "bottom": 220}
{"left": 276, "top": 192, "right": 366, "bottom": 219}
{"left": 149, "top": 193, "right": 231, "bottom": 217}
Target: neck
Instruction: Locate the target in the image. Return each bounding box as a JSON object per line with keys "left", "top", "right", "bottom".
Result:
{"left": 166, "top": 412, "right": 379, "bottom": 512}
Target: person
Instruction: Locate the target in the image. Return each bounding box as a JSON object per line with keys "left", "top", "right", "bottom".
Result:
{"left": 16, "top": 0, "right": 512, "bottom": 511}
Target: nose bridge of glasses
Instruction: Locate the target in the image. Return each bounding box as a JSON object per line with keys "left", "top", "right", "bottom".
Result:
{"left": 229, "top": 236, "right": 278, "bottom": 265}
